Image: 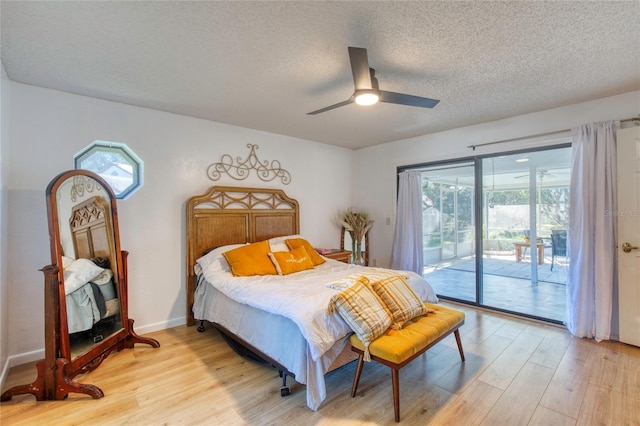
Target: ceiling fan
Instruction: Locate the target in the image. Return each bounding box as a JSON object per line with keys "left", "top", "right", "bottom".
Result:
{"left": 307, "top": 47, "right": 440, "bottom": 115}
{"left": 514, "top": 170, "right": 568, "bottom": 180}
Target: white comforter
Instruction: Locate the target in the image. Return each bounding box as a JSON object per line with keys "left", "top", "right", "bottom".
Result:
{"left": 199, "top": 259, "right": 438, "bottom": 362}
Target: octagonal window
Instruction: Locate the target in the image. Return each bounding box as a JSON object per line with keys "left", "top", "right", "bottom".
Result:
{"left": 74, "top": 141, "right": 143, "bottom": 199}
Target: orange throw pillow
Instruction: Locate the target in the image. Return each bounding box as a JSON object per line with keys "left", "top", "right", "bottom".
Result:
{"left": 222, "top": 240, "right": 277, "bottom": 276}
{"left": 285, "top": 238, "right": 326, "bottom": 266}
{"left": 268, "top": 246, "right": 315, "bottom": 275}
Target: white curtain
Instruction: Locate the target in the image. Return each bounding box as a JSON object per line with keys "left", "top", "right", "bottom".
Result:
{"left": 567, "top": 120, "right": 619, "bottom": 341}
{"left": 390, "top": 170, "right": 424, "bottom": 274}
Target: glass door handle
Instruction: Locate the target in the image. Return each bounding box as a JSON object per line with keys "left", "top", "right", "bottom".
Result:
{"left": 621, "top": 242, "right": 639, "bottom": 253}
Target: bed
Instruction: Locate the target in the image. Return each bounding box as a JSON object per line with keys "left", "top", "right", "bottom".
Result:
{"left": 63, "top": 196, "right": 120, "bottom": 335}
{"left": 186, "top": 186, "right": 438, "bottom": 411}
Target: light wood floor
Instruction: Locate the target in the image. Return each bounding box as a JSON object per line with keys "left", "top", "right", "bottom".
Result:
{"left": 1, "top": 303, "right": 638, "bottom": 425}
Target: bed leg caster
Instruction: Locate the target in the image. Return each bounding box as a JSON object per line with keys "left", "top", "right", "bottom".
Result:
{"left": 279, "top": 370, "right": 291, "bottom": 397}
{"left": 280, "top": 386, "right": 291, "bottom": 397}
{"left": 197, "top": 320, "right": 205, "bottom": 333}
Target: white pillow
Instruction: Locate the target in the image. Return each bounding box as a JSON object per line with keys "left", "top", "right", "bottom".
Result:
{"left": 196, "top": 243, "right": 246, "bottom": 274}
{"left": 91, "top": 268, "right": 113, "bottom": 286}
{"left": 267, "top": 234, "right": 304, "bottom": 252}
{"left": 61, "top": 255, "right": 75, "bottom": 268}
{"left": 63, "top": 258, "right": 104, "bottom": 295}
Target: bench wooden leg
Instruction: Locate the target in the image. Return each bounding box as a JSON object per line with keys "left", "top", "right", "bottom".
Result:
{"left": 391, "top": 367, "right": 400, "bottom": 422}
{"left": 454, "top": 329, "right": 465, "bottom": 362}
{"left": 351, "top": 353, "right": 365, "bottom": 397}
{"left": 350, "top": 317, "right": 465, "bottom": 423}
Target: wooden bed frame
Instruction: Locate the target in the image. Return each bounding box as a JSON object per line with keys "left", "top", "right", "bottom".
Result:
{"left": 185, "top": 186, "right": 299, "bottom": 326}
{"left": 185, "top": 186, "right": 365, "bottom": 401}
{"left": 70, "top": 196, "right": 118, "bottom": 272}
{"left": 185, "top": 186, "right": 303, "bottom": 393}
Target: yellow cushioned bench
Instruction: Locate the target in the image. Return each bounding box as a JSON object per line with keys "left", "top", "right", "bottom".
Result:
{"left": 350, "top": 303, "right": 465, "bottom": 422}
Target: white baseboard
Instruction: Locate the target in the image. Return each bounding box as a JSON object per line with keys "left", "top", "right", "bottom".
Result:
{"left": 8, "top": 348, "right": 45, "bottom": 369}
{"left": 0, "top": 348, "right": 44, "bottom": 391}
{"left": 1, "top": 318, "right": 185, "bottom": 386}
{"left": 133, "top": 316, "right": 186, "bottom": 336}
{"left": 0, "top": 356, "right": 9, "bottom": 393}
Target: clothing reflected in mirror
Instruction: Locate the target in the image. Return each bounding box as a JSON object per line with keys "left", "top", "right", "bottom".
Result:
{"left": 56, "top": 177, "right": 124, "bottom": 359}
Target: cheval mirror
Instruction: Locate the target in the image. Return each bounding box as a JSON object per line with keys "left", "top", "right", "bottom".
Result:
{"left": 1, "top": 170, "right": 159, "bottom": 402}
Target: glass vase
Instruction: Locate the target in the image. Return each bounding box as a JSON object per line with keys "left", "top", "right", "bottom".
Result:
{"left": 351, "top": 237, "right": 364, "bottom": 266}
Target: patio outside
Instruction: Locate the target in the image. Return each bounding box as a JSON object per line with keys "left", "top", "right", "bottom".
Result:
{"left": 418, "top": 151, "right": 570, "bottom": 323}
{"left": 425, "top": 247, "right": 568, "bottom": 322}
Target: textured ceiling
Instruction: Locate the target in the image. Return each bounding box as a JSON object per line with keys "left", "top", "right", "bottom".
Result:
{"left": 2, "top": 1, "right": 639, "bottom": 150}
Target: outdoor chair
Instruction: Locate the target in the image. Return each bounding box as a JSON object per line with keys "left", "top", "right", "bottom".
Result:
{"left": 550, "top": 230, "right": 567, "bottom": 271}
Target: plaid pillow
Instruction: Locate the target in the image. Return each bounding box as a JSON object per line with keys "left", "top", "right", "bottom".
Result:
{"left": 329, "top": 279, "right": 393, "bottom": 361}
{"left": 370, "top": 275, "right": 429, "bottom": 328}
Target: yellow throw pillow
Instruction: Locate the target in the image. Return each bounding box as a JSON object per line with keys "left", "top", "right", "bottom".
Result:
{"left": 285, "top": 238, "right": 326, "bottom": 266}
{"left": 222, "top": 240, "right": 277, "bottom": 276}
{"left": 268, "top": 246, "right": 315, "bottom": 275}
{"left": 370, "top": 275, "right": 429, "bottom": 328}
{"left": 329, "top": 279, "right": 393, "bottom": 361}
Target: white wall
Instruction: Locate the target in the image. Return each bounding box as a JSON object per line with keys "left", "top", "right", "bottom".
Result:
{"left": 4, "top": 82, "right": 639, "bottom": 367}
{"left": 355, "top": 90, "right": 640, "bottom": 268}
{"left": 6, "top": 82, "right": 354, "bottom": 364}
{"left": 0, "top": 63, "right": 11, "bottom": 386}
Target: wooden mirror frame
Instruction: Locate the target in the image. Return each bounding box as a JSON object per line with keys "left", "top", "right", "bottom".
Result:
{"left": 1, "top": 170, "right": 159, "bottom": 402}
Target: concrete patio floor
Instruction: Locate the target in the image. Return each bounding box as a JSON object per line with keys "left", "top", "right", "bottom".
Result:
{"left": 424, "top": 248, "right": 568, "bottom": 323}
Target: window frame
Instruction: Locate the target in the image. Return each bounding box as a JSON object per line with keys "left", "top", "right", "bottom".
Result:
{"left": 74, "top": 141, "right": 143, "bottom": 200}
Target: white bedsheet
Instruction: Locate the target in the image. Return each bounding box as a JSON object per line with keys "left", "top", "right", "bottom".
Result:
{"left": 199, "top": 259, "right": 438, "bottom": 362}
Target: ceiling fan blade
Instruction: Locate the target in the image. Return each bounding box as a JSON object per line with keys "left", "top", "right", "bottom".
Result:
{"left": 379, "top": 90, "right": 440, "bottom": 108}
{"left": 307, "top": 98, "right": 354, "bottom": 115}
{"left": 348, "top": 47, "right": 372, "bottom": 90}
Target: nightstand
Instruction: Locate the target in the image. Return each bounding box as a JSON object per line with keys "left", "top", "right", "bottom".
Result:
{"left": 322, "top": 249, "right": 351, "bottom": 263}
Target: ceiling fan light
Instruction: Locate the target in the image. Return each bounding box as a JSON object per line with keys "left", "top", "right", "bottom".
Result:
{"left": 355, "top": 90, "right": 379, "bottom": 106}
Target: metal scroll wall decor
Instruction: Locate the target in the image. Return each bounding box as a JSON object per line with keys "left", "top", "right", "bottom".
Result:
{"left": 64, "top": 175, "right": 103, "bottom": 203}
{"left": 207, "top": 144, "right": 292, "bottom": 185}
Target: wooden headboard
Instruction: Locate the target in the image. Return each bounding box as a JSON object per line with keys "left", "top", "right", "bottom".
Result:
{"left": 185, "top": 186, "right": 299, "bottom": 326}
{"left": 70, "top": 195, "right": 118, "bottom": 278}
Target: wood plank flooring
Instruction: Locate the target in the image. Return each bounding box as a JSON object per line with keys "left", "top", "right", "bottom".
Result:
{"left": 1, "top": 303, "right": 638, "bottom": 425}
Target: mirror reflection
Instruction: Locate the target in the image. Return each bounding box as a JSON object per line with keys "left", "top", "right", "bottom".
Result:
{"left": 55, "top": 175, "right": 123, "bottom": 358}
{"left": 1, "top": 169, "right": 158, "bottom": 402}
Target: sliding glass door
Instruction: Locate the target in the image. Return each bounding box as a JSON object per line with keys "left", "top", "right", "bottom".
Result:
{"left": 421, "top": 162, "right": 476, "bottom": 302}
{"left": 480, "top": 149, "right": 570, "bottom": 321}
{"left": 418, "top": 146, "right": 571, "bottom": 323}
